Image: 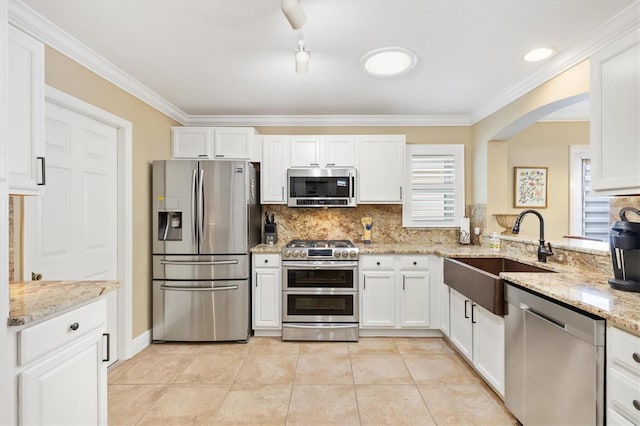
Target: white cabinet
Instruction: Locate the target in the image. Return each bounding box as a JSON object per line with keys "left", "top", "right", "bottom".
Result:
{"left": 17, "top": 298, "right": 108, "bottom": 425}
{"left": 431, "top": 256, "right": 449, "bottom": 337}
{"left": 171, "top": 127, "right": 260, "bottom": 160}
{"left": 360, "top": 254, "right": 432, "bottom": 335}
{"left": 357, "top": 135, "right": 405, "bottom": 203}
{"left": 261, "top": 136, "right": 291, "bottom": 204}
{"left": 289, "top": 136, "right": 356, "bottom": 168}
{"left": 607, "top": 326, "right": 640, "bottom": 425}
{"left": 590, "top": 28, "right": 640, "bottom": 195}
{"left": 8, "top": 25, "right": 45, "bottom": 195}
{"left": 449, "top": 288, "right": 504, "bottom": 397}
{"left": 252, "top": 254, "right": 282, "bottom": 335}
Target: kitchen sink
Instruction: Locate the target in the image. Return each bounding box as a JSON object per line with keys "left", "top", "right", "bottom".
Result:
{"left": 443, "top": 257, "right": 554, "bottom": 316}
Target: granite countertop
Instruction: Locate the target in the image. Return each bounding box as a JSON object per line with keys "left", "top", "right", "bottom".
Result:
{"left": 251, "top": 241, "right": 640, "bottom": 336}
{"left": 8, "top": 280, "right": 120, "bottom": 327}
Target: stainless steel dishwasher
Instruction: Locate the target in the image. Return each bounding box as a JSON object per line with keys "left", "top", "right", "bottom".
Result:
{"left": 505, "top": 283, "right": 605, "bottom": 426}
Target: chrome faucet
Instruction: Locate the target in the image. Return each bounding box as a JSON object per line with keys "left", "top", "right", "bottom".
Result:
{"left": 511, "top": 209, "right": 554, "bottom": 263}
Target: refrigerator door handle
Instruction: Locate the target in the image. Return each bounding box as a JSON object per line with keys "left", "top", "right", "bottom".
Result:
{"left": 191, "top": 168, "right": 198, "bottom": 247}
{"left": 160, "top": 285, "right": 239, "bottom": 292}
{"left": 198, "top": 168, "right": 205, "bottom": 251}
{"left": 160, "top": 259, "right": 239, "bottom": 265}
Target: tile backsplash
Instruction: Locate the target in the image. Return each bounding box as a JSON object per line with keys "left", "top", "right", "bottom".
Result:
{"left": 261, "top": 204, "right": 459, "bottom": 245}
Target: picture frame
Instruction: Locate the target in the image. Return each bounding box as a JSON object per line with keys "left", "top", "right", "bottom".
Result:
{"left": 513, "top": 167, "right": 548, "bottom": 208}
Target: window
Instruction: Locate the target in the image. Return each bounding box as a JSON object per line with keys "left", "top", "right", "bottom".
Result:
{"left": 569, "top": 146, "right": 611, "bottom": 241}
{"left": 403, "top": 144, "right": 465, "bottom": 228}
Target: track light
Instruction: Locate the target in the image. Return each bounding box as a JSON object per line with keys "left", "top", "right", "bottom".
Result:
{"left": 282, "top": 0, "right": 307, "bottom": 30}
{"left": 295, "top": 39, "right": 310, "bottom": 74}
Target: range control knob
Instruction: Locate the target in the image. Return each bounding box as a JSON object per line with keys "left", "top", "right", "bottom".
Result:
{"left": 292, "top": 251, "right": 299, "bottom": 257}
{"left": 349, "top": 251, "right": 357, "bottom": 258}
{"left": 342, "top": 251, "right": 349, "bottom": 258}
{"left": 334, "top": 250, "right": 341, "bottom": 258}
{"left": 300, "top": 251, "right": 307, "bottom": 257}
{"left": 283, "top": 251, "right": 291, "bottom": 258}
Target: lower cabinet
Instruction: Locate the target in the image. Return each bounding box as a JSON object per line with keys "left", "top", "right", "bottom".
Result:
{"left": 16, "top": 298, "right": 108, "bottom": 425}
{"left": 449, "top": 287, "right": 505, "bottom": 397}
{"left": 252, "top": 253, "right": 282, "bottom": 335}
{"left": 607, "top": 326, "right": 640, "bottom": 425}
{"left": 360, "top": 254, "right": 434, "bottom": 335}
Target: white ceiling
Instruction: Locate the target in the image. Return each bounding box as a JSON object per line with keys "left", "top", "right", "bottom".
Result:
{"left": 15, "top": 0, "right": 638, "bottom": 124}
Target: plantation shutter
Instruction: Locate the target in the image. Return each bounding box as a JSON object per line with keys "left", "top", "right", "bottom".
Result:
{"left": 582, "top": 158, "right": 610, "bottom": 241}
{"left": 403, "top": 145, "right": 464, "bottom": 228}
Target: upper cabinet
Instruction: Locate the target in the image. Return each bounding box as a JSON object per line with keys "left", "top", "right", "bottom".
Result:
{"left": 289, "top": 136, "right": 355, "bottom": 167}
{"left": 171, "top": 127, "right": 261, "bottom": 161}
{"left": 261, "top": 136, "right": 291, "bottom": 204}
{"left": 8, "top": 26, "right": 45, "bottom": 195}
{"left": 357, "top": 135, "right": 405, "bottom": 203}
{"left": 590, "top": 28, "right": 640, "bottom": 195}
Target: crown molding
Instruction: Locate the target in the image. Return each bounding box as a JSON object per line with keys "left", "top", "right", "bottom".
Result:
{"left": 185, "top": 114, "right": 472, "bottom": 127}
{"left": 8, "top": 0, "right": 189, "bottom": 124}
{"left": 470, "top": 1, "right": 640, "bottom": 124}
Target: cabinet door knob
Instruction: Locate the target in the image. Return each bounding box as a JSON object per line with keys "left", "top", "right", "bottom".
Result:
{"left": 376, "top": 261, "right": 380, "bottom": 266}
{"left": 633, "top": 353, "right": 640, "bottom": 363}
{"left": 413, "top": 261, "right": 417, "bottom": 265}
{"left": 264, "top": 259, "right": 268, "bottom": 263}
{"left": 633, "top": 400, "right": 640, "bottom": 411}
{"left": 69, "top": 322, "right": 80, "bottom": 331}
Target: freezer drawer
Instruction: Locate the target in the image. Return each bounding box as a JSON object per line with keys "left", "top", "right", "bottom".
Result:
{"left": 152, "top": 280, "right": 250, "bottom": 342}
{"left": 153, "top": 254, "right": 249, "bottom": 280}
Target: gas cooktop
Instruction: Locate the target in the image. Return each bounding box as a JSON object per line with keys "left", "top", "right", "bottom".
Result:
{"left": 283, "top": 239, "right": 359, "bottom": 259}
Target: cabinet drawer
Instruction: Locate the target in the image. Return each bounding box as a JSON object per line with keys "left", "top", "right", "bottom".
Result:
{"left": 608, "top": 408, "right": 635, "bottom": 426}
{"left": 254, "top": 254, "right": 281, "bottom": 268}
{"left": 19, "top": 298, "right": 107, "bottom": 366}
{"left": 361, "top": 255, "right": 394, "bottom": 270}
{"left": 610, "top": 327, "right": 640, "bottom": 376}
{"left": 399, "top": 256, "right": 429, "bottom": 270}
{"left": 610, "top": 368, "right": 640, "bottom": 424}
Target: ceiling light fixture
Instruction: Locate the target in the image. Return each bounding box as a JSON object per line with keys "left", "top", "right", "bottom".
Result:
{"left": 282, "top": 0, "right": 307, "bottom": 30}
{"left": 295, "top": 39, "right": 310, "bottom": 74}
{"left": 361, "top": 47, "right": 417, "bottom": 77}
{"left": 523, "top": 47, "right": 555, "bottom": 62}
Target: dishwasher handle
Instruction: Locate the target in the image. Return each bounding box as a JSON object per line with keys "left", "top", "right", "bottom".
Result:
{"left": 519, "top": 302, "right": 566, "bottom": 330}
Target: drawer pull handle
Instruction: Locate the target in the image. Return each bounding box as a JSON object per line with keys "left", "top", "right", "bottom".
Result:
{"left": 413, "top": 261, "right": 417, "bottom": 265}
{"left": 376, "top": 262, "right": 380, "bottom": 266}
{"left": 634, "top": 400, "right": 640, "bottom": 411}
{"left": 69, "top": 322, "right": 80, "bottom": 331}
{"left": 633, "top": 353, "right": 640, "bottom": 363}
{"left": 264, "top": 259, "right": 269, "bottom": 263}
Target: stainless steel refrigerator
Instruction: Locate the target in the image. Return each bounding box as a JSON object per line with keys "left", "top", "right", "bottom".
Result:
{"left": 151, "top": 160, "right": 260, "bottom": 342}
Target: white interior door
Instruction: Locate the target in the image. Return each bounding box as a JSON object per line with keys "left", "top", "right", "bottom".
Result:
{"left": 26, "top": 101, "right": 118, "bottom": 364}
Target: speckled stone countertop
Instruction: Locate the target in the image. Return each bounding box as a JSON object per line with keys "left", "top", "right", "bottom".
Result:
{"left": 251, "top": 242, "right": 640, "bottom": 336}
{"left": 8, "top": 280, "right": 120, "bottom": 327}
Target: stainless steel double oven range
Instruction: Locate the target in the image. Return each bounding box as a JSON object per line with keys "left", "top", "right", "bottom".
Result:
{"left": 281, "top": 240, "right": 359, "bottom": 341}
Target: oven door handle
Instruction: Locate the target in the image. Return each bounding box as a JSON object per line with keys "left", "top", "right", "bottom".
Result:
{"left": 282, "top": 261, "right": 359, "bottom": 269}
{"left": 283, "top": 323, "right": 357, "bottom": 329}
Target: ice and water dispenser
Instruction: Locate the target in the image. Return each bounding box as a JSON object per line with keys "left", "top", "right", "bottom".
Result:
{"left": 609, "top": 207, "right": 640, "bottom": 292}
{"left": 157, "top": 196, "right": 183, "bottom": 241}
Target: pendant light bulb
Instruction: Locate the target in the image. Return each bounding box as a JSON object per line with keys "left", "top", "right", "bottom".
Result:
{"left": 295, "top": 39, "right": 310, "bottom": 74}
{"left": 282, "top": 0, "right": 307, "bottom": 30}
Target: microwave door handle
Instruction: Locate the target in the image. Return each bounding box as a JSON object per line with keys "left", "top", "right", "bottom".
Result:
{"left": 191, "top": 168, "right": 198, "bottom": 247}
{"left": 351, "top": 175, "right": 355, "bottom": 198}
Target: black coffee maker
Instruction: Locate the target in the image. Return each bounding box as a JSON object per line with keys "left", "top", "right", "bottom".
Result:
{"left": 609, "top": 207, "right": 640, "bottom": 292}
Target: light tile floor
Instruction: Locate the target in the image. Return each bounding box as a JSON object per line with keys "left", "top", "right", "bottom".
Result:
{"left": 108, "top": 337, "right": 517, "bottom": 425}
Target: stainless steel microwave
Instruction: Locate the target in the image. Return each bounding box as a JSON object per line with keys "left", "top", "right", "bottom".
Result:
{"left": 287, "top": 168, "right": 357, "bottom": 207}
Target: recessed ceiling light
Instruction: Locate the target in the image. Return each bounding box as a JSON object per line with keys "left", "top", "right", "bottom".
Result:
{"left": 523, "top": 47, "right": 555, "bottom": 62}
{"left": 361, "top": 47, "right": 417, "bottom": 77}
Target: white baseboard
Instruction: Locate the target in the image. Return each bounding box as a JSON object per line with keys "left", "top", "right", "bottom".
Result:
{"left": 129, "top": 329, "right": 152, "bottom": 358}
{"left": 358, "top": 329, "right": 443, "bottom": 338}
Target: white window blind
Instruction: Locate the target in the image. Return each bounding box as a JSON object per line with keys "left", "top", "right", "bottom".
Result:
{"left": 403, "top": 145, "right": 464, "bottom": 228}
{"left": 582, "top": 158, "right": 610, "bottom": 241}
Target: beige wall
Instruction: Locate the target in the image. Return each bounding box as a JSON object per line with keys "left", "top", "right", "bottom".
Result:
{"left": 45, "top": 47, "right": 179, "bottom": 338}
{"left": 503, "top": 122, "right": 590, "bottom": 239}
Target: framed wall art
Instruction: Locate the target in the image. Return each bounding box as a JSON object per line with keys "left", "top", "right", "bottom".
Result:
{"left": 514, "top": 167, "right": 548, "bottom": 208}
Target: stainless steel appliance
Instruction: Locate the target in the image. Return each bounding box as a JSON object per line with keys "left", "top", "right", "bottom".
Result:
{"left": 287, "top": 168, "right": 357, "bottom": 207}
{"left": 152, "top": 160, "right": 260, "bottom": 342}
{"left": 505, "top": 283, "right": 605, "bottom": 426}
{"left": 282, "top": 240, "right": 359, "bottom": 341}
